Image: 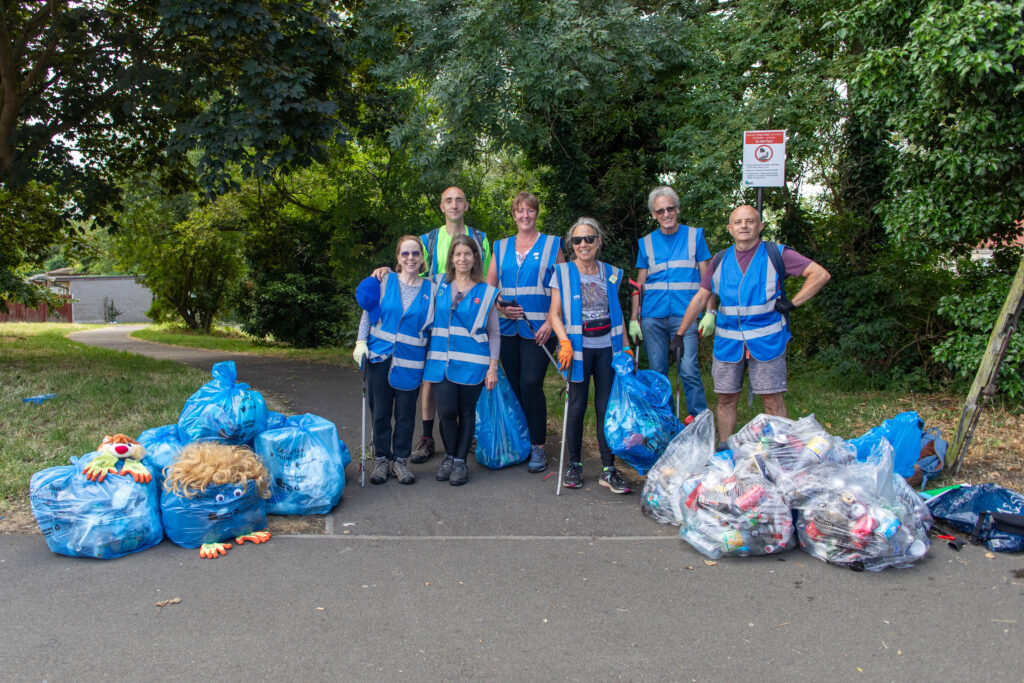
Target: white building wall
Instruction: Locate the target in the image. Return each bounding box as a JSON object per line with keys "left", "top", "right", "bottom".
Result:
{"left": 66, "top": 277, "right": 153, "bottom": 323}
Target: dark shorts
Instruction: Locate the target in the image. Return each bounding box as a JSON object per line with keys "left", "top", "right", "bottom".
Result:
{"left": 712, "top": 352, "right": 787, "bottom": 395}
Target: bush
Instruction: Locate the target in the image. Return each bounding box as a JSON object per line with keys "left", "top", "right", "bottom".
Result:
{"left": 240, "top": 273, "right": 349, "bottom": 348}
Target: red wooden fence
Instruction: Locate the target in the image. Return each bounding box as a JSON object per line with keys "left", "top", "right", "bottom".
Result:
{"left": 0, "top": 298, "right": 73, "bottom": 322}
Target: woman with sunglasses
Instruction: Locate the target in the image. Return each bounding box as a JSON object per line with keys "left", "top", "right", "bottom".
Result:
{"left": 424, "top": 234, "right": 501, "bottom": 486}
{"left": 353, "top": 236, "right": 437, "bottom": 485}
{"left": 486, "top": 191, "right": 565, "bottom": 474}
{"left": 548, "top": 218, "right": 633, "bottom": 494}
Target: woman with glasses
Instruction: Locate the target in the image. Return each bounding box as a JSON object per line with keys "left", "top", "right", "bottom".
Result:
{"left": 629, "top": 185, "right": 714, "bottom": 419}
{"left": 486, "top": 192, "right": 565, "bottom": 474}
{"left": 353, "top": 236, "right": 437, "bottom": 485}
{"left": 424, "top": 234, "right": 501, "bottom": 486}
{"left": 548, "top": 218, "right": 633, "bottom": 494}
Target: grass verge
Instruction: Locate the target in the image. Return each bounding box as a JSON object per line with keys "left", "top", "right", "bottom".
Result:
{"left": 131, "top": 323, "right": 351, "bottom": 366}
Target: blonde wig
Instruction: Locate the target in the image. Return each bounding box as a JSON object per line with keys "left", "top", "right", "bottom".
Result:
{"left": 163, "top": 442, "right": 270, "bottom": 499}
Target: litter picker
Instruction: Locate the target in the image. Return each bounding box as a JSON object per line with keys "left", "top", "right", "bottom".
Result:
{"left": 518, "top": 311, "right": 571, "bottom": 495}
{"left": 359, "top": 358, "right": 368, "bottom": 488}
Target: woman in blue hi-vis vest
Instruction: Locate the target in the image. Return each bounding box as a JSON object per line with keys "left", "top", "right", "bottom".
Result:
{"left": 424, "top": 234, "right": 501, "bottom": 487}
{"left": 353, "top": 236, "right": 437, "bottom": 486}
{"left": 548, "top": 217, "right": 634, "bottom": 495}
{"left": 354, "top": 235, "right": 438, "bottom": 485}
{"left": 486, "top": 191, "right": 565, "bottom": 475}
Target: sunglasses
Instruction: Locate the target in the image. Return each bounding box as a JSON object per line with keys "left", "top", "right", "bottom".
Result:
{"left": 570, "top": 235, "right": 598, "bottom": 245}
{"left": 653, "top": 206, "right": 679, "bottom": 217}
{"left": 400, "top": 250, "right": 422, "bottom": 258}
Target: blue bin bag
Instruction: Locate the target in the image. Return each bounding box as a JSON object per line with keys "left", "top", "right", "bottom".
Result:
{"left": 29, "top": 451, "right": 163, "bottom": 559}
{"left": 604, "top": 351, "right": 684, "bottom": 476}
{"left": 161, "top": 480, "right": 268, "bottom": 548}
{"left": 265, "top": 411, "right": 288, "bottom": 431}
{"left": 177, "top": 361, "right": 268, "bottom": 445}
{"left": 474, "top": 368, "right": 531, "bottom": 469}
{"left": 927, "top": 483, "right": 1024, "bottom": 552}
{"left": 848, "top": 411, "right": 922, "bottom": 479}
{"left": 255, "top": 414, "right": 346, "bottom": 515}
{"left": 137, "top": 424, "right": 185, "bottom": 488}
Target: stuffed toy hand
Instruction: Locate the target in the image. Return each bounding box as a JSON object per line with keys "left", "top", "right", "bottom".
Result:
{"left": 83, "top": 453, "right": 119, "bottom": 483}
{"left": 199, "top": 542, "right": 232, "bottom": 559}
{"left": 118, "top": 459, "right": 153, "bottom": 484}
{"left": 235, "top": 531, "right": 271, "bottom": 545}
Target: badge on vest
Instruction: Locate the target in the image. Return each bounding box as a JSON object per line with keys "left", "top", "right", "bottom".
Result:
{"left": 473, "top": 298, "right": 480, "bottom": 304}
{"left": 608, "top": 272, "right": 618, "bottom": 284}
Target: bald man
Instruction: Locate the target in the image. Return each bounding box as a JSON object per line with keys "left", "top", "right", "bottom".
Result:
{"left": 671, "top": 205, "right": 830, "bottom": 445}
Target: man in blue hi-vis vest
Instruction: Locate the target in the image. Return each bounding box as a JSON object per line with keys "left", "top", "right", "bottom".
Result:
{"left": 631, "top": 186, "right": 715, "bottom": 419}
{"left": 671, "top": 205, "right": 831, "bottom": 447}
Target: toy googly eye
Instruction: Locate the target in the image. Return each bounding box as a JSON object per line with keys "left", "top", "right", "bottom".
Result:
{"left": 215, "top": 494, "right": 226, "bottom": 503}
{"left": 232, "top": 488, "right": 243, "bottom": 498}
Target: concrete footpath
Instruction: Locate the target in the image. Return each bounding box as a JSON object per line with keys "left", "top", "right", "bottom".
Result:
{"left": 1, "top": 326, "right": 1020, "bottom": 681}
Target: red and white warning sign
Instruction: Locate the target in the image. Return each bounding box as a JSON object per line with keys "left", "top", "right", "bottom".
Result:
{"left": 742, "top": 130, "right": 786, "bottom": 187}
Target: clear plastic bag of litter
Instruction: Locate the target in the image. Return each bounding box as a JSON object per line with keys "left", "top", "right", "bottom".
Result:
{"left": 255, "top": 414, "right": 348, "bottom": 515}
{"left": 789, "top": 438, "right": 932, "bottom": 571}
{"left": 474, "top": 368, "right": 531, "bottom": 469}
{"left": 161, "top": 480, "right": 269, "bottom": 548}
{"left": 137, "top": 424, "right": 185, "bottom": 488}
{"left": 677, "top": 456, "right": 797, "bottom": 560}
{"left": 177, "top": 361, "right": 268, "bottom": 445}
{"left": 641, "top": 409, "right": 717, "bottom": 525}
{"left": 604, "top": 351, "right": 684, "bottom": 476}
{"left": 29, "top": 451, "right": 163, "bottom": 559}
{"left": 727, "top": 413, "right": 854, "bottom": 501}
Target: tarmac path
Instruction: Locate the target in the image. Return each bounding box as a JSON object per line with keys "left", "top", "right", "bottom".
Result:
{"left": 1, "top": 325, "right": 1020, "bottom": 681}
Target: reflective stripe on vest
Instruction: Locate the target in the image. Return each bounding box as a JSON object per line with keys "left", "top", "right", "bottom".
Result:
{"left": 495, "top": 233, "right": 561, "bottom": 338}
{"left": 423, "top": 279, "right": 498, "bottom": 385}
{"left": 367, "top": 273, "right": 437, "bottom": 390}
{"left": 640, "top": 226, "right": 702, "bottom": 319}
{"left": 553, "top": 261, "right": 624, "bottom": 383}
{"left": 710, "top": 242, "right": 790, "bottom": 362}
{"left": 421, "top": 226, "right": 486, "bottom": 277}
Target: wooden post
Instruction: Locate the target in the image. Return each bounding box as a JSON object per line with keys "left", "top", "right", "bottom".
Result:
{"left": 947, "top": 254, "right": 1024, "bottom": 475}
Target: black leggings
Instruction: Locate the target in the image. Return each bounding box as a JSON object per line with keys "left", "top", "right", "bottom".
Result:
{"left": 499, "top": 334, "right": 555, "bottom": 445}
{"left": 367, "top": 358, "right": 419, "bottom": 461}
{"left": 566, "top": 345, "right": 615, "bottom": 467}
{"left": 432, "top": 378, "right": 484, "bottom": 461}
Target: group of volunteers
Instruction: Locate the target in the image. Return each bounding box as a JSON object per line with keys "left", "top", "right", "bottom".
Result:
{"left": 351, "top": 184, "right": 830, "bottom": 490}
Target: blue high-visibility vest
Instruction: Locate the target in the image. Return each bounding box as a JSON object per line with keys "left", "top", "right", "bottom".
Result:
{"left": 367, "top": 273, "right": 437, "bottom": 390}
{"left": 552, "top": 261, "right": 625, "bottom": 383}
{"left": 420, "top": 226, "right": 487, "bottom": 278}
{"left": 710, "top": 242, "right": 791, "bottom": 362}
{"left": 639, "top": 226, "right": 704, "bottom": 319}
{"left": 424, "top": 279, "right": 499, "bottom": 385}
{"left": 493, "top": 233, "right": 561, "bottom": 338}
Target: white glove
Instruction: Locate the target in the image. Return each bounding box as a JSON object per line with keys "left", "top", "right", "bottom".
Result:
{"left": 353, "top": 340, "right": 369, "bottom": 366}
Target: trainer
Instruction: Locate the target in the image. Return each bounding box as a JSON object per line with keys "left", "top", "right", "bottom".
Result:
{"left": 631, "top": 186, "right": 714, "bottom": 418}
{"left": 671, "top": 205, "right": 830, "bottom": 446}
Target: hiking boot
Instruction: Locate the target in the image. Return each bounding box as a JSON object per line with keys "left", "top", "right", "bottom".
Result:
{"left": 370, "top": 457, "right": 390, "bottom": 485}
{"left": 527, "top": 445, "right": 547, "bottom": 473}
{"left": 599, "top": 467, "right": 631, "bottom": 494}
{"left": 390, "top": 458, "right": 415, "bottom": 485}
{"left": 563, "top": 462, "right": 583, "bottom": 489}
{"left": 410, "top": 436, "right": 435, "bottom": 464}
{"left": 436, "top": 455, "right": 455, "bottom": 481}
{"left": 449, "top": 459, "right": 468, "bottom": 486}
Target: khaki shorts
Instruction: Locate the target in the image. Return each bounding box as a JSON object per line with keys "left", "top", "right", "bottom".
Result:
{"left": 712, "top": 352, "right": 788, "bottom": 395}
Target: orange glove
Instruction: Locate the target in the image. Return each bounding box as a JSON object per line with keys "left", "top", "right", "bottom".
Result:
{"left": 83, "top": 453, "right": 118, "bottom": 483}
{"left": 118, "top": 460, "right": 152, "bottom": 484}
{"left": 557, "top": 339, "right": 574, "bottom": 371}
{"left": 624, "top": 348, "right": 634, "bottom": 359}
{"left": 236, "top": 531, "right": 271, "bottom": 545}
{"left": 199, "top": 542, "right": 232, "bottom": 559}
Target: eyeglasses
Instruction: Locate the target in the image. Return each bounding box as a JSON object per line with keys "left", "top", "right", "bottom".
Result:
{"left": 570, "top": 235, "right": 598, "bottom": 245}
{"left": 450, "top": 290, "right": 465, "bottom": 311}
{"left": 653, "top": 206, "right": 679, "bottom": 217}
{"left": 400, "top": 250, "right": 421, "bottom": 258}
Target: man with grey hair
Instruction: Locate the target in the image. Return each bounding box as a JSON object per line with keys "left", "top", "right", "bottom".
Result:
{"left": 630, "top": 186, "right": 714, "bottom": 418}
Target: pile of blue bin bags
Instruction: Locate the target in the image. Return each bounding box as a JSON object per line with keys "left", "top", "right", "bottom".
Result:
{"left": 30, "top": 361, "right": 350, "bottom": 559}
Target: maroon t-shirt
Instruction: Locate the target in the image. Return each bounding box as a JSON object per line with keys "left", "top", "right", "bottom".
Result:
{"left": 699, "top": 241, "right": 813, "bottom": 291}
